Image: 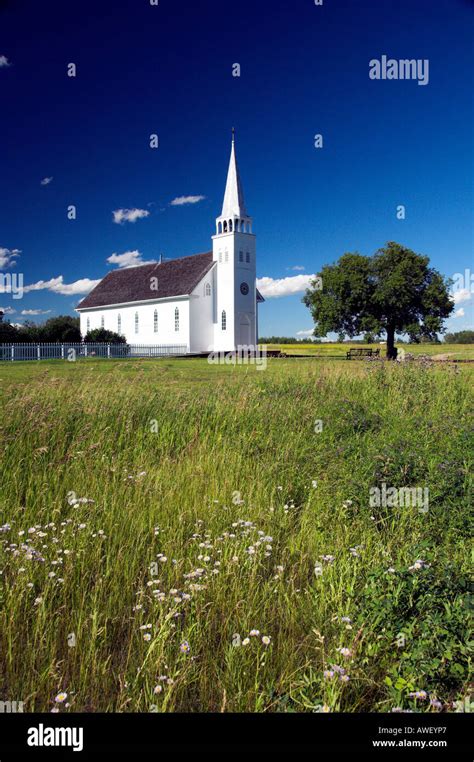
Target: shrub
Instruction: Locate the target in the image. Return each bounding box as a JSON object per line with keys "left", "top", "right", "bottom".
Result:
{"left": 84, "top": 328, "right": 127, "bottom": 344}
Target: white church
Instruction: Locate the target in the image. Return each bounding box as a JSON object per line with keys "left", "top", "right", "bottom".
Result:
{"left": 77, "top": 134, "right": 264, "bottom": 353}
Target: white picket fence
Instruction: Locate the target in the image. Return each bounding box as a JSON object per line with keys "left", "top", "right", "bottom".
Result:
{"left": 0, "top": 343, "right": 188, "bottom": 362}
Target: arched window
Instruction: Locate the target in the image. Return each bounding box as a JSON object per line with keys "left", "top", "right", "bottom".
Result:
{"left": 117, "top": 314, "right": 121, "bottom": 334}
{"left": 154, "top": 310, "right": 158, "bottom": 333}
{"left": 246, "top": 252, "right": 250, "bottom": 263}
{"left": 223, "top": 221, "right": 228, "bottom": 233}
{"left": 135, "top": 312, "right": 139, "bottom": 334}
{"left": 101, "top": 315, "right": 105, "bottom": 328}
{"left": 225, "top": 251, "right": 229, "bottom": 263}
{"left": 86, "top": 317, "right": 90, "bottom": 333}
{"left": 175, "top": 307, "right": 180, "bottom": 332}
{"left": 221, "top": 310, "right": 227, "bottom": 331}
{"left": 219, "top": 252, "right": 223, "bottom": 263}
{"left": 218, "top": 222, "right": 222, "bottom": 234}
{"left": 229, "top": 219, "right": 233, "bottom": 232}
{"left": 205, "top": 283, "right": 211, "bottom": 296}
{"left": 239, "top": 251, "right": 244, "bottom": 262}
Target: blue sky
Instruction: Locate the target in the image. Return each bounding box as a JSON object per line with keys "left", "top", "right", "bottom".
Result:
{"left": 0, "top": 0, "right": 472, "bottom": 337}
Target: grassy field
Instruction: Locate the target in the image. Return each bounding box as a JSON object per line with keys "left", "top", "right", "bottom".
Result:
{"left": 0, "top": 357, "right": 472, "bottom": 714}
{"left": 260, "top": 342, "right": 474, "bottom": 361}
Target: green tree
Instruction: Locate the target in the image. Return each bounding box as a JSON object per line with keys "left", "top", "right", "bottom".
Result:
{"left": 303, "top": 242, "right": 454, "bottom": 359}
{"left": 364, "top": 332, "right": 378, "bottom": 344}
{"left": 444, "top": 330, "right": 474, "bottom": 344}
{"left": 41, "top": 316, "right": 81, "bottom": 342}
{"left": 84, "top": 328, "right": 127, "bottom": 344}
{"left": 15, "top": 316, "right": 81, "bottom": 343}
{"left": 16, "top": 320, "right": 44, "bottom": 342}
{"left": 0, "top": 321, "right": 21, "bottom": 342}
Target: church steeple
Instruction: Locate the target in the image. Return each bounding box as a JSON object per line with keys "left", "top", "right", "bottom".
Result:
{"left": 212, "top": 132, "right": 257, "bottom": 353}
{"left": 221, "top": 128, "right": 247, "bottom": 218}
{"left": 215, "top": 130, "right": 252, "bottom": 236}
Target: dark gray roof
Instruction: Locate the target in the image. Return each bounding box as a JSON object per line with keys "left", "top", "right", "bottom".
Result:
{"left": 77, "top": 251, "right": 214, "bottom": 309}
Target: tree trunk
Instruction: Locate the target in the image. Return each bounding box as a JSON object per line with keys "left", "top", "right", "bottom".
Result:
{"left": 386, "top": 326, "right": 398, "bottom": 360}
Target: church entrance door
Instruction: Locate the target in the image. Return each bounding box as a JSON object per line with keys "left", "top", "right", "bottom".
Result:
{"left": 239, "top": 315, "right": 251, "bottom": 348}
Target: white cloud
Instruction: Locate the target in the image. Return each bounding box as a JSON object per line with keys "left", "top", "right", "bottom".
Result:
{"left": 256, "top": 273, "right": 317, "bottom": 299}
{"left": 21, "top": 309, "right": 52, "bottom": 316}
{"left": 23, "top": 276, "right": 100, "bottom": 296}
{"left": 40, "top": 177, "right": 53, "bottom": 186}
{"left": 454, "top": 308, "right": 465, "bottom": 318}
{"left": 452, "top": 288, "right": 472, "bottom": 304}
{"left": 0, "top": 247, "right": 21, "bottom": 268}
{"left": 107, "top": 250, "right": 156, "bottom": 269}
{"left": 170, "top": 195, "right": 206, "bottom": 206}
{"left": 287, "top": 265, "right": 306, "bottom": 272}
{"left": 0, "top": 306, "right": 16, "bottom": 314}
{"left": 113, "top": 208, "right": 150, "bottom": 225}
{"left": 296, "top": 329, "right": 314, "bottom": 338}
{"left": 0, "top": 56, "right": 11, "bottom": 68}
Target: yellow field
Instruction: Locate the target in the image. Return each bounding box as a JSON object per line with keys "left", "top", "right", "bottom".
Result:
{"left": 259, "top": 343, "right": 474, "bottom": 361}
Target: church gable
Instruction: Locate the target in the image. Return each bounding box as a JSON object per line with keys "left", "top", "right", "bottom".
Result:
{"left": 78, "top": 251, "right": 214, "bottom": 310}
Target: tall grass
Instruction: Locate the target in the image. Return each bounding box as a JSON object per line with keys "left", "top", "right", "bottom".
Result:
{"left": 0, "top": 359, "right": 471, "bottom": 713}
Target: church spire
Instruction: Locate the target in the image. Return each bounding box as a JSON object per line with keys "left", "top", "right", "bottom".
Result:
{"left": 221, "top": 129, "right": 247, "bottom": 218}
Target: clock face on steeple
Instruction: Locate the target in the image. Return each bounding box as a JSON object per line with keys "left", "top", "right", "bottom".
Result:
{"left": 240, "top": 282, "right": 249, "bottom": 296}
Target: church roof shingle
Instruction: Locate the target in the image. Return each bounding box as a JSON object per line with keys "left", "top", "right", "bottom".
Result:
{"left": 77, "top": 251, "right": 215, "bottom": 310}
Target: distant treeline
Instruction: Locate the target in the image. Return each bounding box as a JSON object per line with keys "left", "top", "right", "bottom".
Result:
{"left": 444, "top": 331, "right": 474, "bottom": 344}
{"left": 0, "top": 316, "right": 82, "bottom": 343}
{"left": 260, "top": 331, "right": 474, "bottom": 345}
{"left": 259, "top": 336, "right": 319, "bottom": 344}
{"left": 0, "top": 315, "right": 125, "bottom": 344}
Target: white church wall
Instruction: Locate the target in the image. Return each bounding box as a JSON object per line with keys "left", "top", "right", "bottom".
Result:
{"left": 212, "top": 233, "right": 237, "bottom": 352}
{"left": 189, "top": 272, "right": 215, "bottom": 353}
{"left": 234, "top": 233, "right": 257, "bottom": 348}
{"left": 80, "top": 299, "right": 191, "bottom": 350}
{"left": 212, "top": 228, "right": 257, "bottom": 352}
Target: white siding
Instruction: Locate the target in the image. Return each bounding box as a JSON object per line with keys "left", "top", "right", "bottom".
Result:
{"left": 211, "top": 229, "right": 257, "bottom": 352}
{"left": 189, "top": 269, "right": 216, "bottom": 353}
{"left": 79, "top": 299, "right": 191, "bottom": 350}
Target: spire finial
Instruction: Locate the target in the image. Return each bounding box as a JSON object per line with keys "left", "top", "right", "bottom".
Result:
{"left": 232, "top": 126, "right": 235, "bottom": 143}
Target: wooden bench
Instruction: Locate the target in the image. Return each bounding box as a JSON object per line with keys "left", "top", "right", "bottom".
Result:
{"left": 265, "top": 349, "right": 288, "bottom": 358}
{"left": 346, "top": 347, "right": 380, "bottom": 360}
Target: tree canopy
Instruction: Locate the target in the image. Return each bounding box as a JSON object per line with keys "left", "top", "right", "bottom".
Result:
{"left": 84, "top": 328, "right": 127, "bottom": 344}
{"left": 303, "top": 242, "right": 454, "bottom": 358}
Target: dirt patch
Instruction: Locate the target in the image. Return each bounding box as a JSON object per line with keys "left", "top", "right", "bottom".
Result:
{"left": 430, "top": 353, "right": 455, "bottom": 361}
